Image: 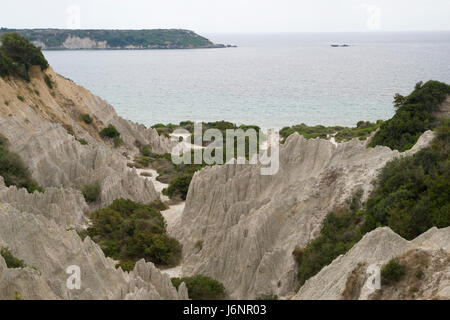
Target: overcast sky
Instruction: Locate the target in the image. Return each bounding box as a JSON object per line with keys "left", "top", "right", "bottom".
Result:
{"left": 2, "top": 0, "right": 450, "bottom": 33}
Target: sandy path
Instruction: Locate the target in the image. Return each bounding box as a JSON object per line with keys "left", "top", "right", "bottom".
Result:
{"left": 135, "top": 168, "right": 169, "bottom": 202}
{"left": 134, "top": 166, "right": 184, "bottom": 278}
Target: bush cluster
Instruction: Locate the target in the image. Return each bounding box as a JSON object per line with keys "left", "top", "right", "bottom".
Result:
{"left": 280, "top": 121, "right": 382, "bottom": 143}
{"left": 81, "top": 113, "right": 93, "bottom": 124}
{"left": 163, "top": 173, "right": 193, "bottom": 200}
{"left": 363, "top": 119, "right": 450, "bottom": 240}
{"left": 0, "top": 247, "right": 26, "bottom": 269}
{"left": 295, "top": 191, "right": 364, "bottom": 286}
{"left": 99, "top": 124, "right": 120, "bottom": 139}
{"left": 82, "top": 182, "right": 101, "bottom": 203}
{"left": 0, "top": 29, "right": 214, "bottom": 49}
{"left": 0, "top": 135, "right": 43, "bottom": 193}
{"left": 369, "top": 80, "right": 450, "bottom": 151}
{"left": 171, "top": 275, "right": 226, "bottom": 300}
{"left": 85, "top": 199, "right": 181, "bottom": 270}
{"left": 296, "top": 117, "right": 450, "bottom": 288}
{"left": 0, "top": 32, "right": 49, "bottom": 81}
{"left": 147, "top": 121, "right": 262, "bottom": 201}
{"left": 381, "top": 259, "right": 406, "bottom": 285}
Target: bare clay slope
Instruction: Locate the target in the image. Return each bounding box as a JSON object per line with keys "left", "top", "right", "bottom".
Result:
{"left": 0, "top": 66, "right": 174, "bottom": 207}
{"left": 0, "top": 67, "right": 185, "bottom": 299}
{"left": 173, "top": 130, "right": 434, "bottom": 299}
{"left": 293, "top": 226, "right": 450, "bottom": 300}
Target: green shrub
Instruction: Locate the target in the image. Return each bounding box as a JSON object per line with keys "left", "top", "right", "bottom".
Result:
{"left": 141, "top": 144, "right": 151, "bottom": 157}
{"left": 280, "top": 122, "right": 381, "bottom": 143}
{"left": 0, "top": 53, "right": 14, "bottom": 77}
{"left": 82, "top": 182, "right": 101, "bottom": 203}
{"left": 81, "top": 113, "right": 93, "bottom": 124}
{"left": 0, "top": 135, "right": 43, "bottom": 193}
{"left": 86, "top": 199, "right": 181, "bottom": 268}
{"left": 17, "top": 95, "right": 24, "bottom": 102}
{"left": 381, "top": 259, "right": 406, "bottom": 285}
{"left": 363, "top": 119, "right": 450, "bottom": 240}
{"left": 0, "top": 32, "right": 49, "bottom": 80}
{"left": 100, "top": 124, "right": 120, "bottom": 139}
{"left": 171, "top": 275, "right": 226, "bottom": 300}
{"left": 296, "top": 207, "right": 364, "bottom": 286}
{"left": 0, "top": 247, "right": 26, "bottom": 268}
{"left": 14, "top": 291, "right": 22, "bottom": 300}
{"left": 163, "top": 173, "right": 193, "bottom": 200}
{"left": 115, "top": 260, "right": 136, "bottom": 272}
{"left": 294, "top": 82, "right": 450, "bottom": 292}
{"left": 370, "top": 80, "right": 450, "bottom": 151}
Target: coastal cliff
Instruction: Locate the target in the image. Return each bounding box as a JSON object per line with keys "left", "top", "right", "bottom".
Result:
{"left": 0, "top": 34, "right": 448, "bottom": 301}
{"left": 0, "top": 28, "right": 232, "bottom": 50}
{"left": 0, "top": 40, "right": 186, "bottom": 299}
{"left": 172, "top": 130, "right": 436, "bottom": 299}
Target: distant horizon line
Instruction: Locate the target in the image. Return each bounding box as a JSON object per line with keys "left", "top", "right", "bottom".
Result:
{"left": 2, "top": 27, "right": 450, "bottom": 34}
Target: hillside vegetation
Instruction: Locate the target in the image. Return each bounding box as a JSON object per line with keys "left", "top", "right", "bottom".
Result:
{"left": 369, "top": 80, "right": 450, "bottom": 151}
{"left": 134, "top": 121, "right": 262, "bottom": 200}
{"left": 80, "top": 199, "right": 181, "bottom": 271}
{"left": 171, "top": 275, "right": 226, "bottom": 300}
{"left": 0, "top": 134, "right": 43, "bottom": 193}
{"left": 0, "top": 32, "right": 49, "bottom": 80}
{"left": 0, "top": 28, "right": 220, "bottom": 49}
{"left": 294, "top": 82, "right": 450, "bottom": 288}
{"left": 280, "top": 121, "right": 382, "bottom": 143}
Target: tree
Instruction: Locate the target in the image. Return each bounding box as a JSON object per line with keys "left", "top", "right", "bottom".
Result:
{"left": 393, "top": 93, "right": 406, "bottom": 110}
{"left": 0, "top": 32, "right": 48, "bottom": 80}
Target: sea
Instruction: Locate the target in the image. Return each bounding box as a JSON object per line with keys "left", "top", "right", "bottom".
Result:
{"left": 44, "top": 32, "right": 450, "bottom": 130}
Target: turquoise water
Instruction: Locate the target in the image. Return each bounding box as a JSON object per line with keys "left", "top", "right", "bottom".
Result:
{"left": 44, "top": 32, "right": 450, "bottom": 129}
